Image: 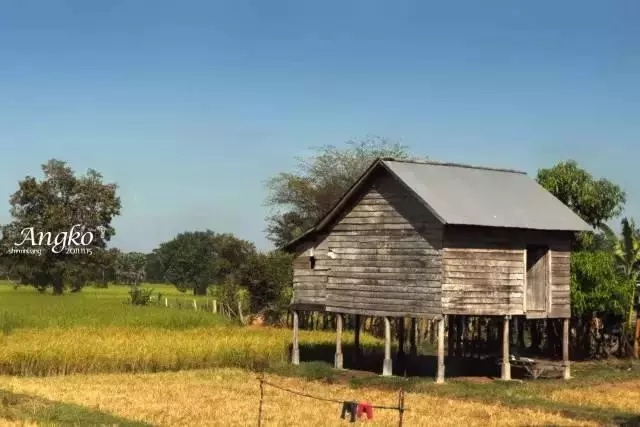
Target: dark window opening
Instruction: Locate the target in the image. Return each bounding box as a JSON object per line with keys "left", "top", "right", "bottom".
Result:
{"left": 309, "top": 255, "right": 316, "bottom": 269}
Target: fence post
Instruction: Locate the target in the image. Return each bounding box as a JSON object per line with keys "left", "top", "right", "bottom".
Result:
{"left": 213, "top": 299, "right": 217, "bottom": 313}
{"left": 398, "top": 389, "right": 405, "bottom": 427}
{"left": 257, "top": 375, "right": 264, "bottom": 427}
{"left": 164, "top": 297, "right": 168, "bottom": 307}
{"left": 238, "top": 301, "right": 245, "bottom": 324}
{"left": 193, "top": 299, "right": 197, "bottom": 311}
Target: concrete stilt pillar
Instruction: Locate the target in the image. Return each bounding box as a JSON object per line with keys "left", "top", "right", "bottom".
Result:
{"left": 335, "top": 313, "right": 343, "bottom": 369}
{"left": 436, "top": 317, "right": 445, "bottom": 384}
{"left": 501, "top": 315, "right": 511, "bottom": 380}
{"left": 563, "top": 318, "right": 571, "bottom": 380}
{"left": 292, "top": 310, "right": 300, "bottom": 365}
{"left": 382, "top": 317, "right": 392, "bottom": 376}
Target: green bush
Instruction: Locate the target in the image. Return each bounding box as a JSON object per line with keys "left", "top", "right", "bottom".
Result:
{"left": 128, "top": 286, "right": 155, "bottom": 306}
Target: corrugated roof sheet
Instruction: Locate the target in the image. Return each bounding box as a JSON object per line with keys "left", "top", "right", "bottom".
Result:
{"left": 280, "top": 157, "right": 593, "bottom": 251}
{"left": 382, "top": 159, "right": 592, "bottom": 231}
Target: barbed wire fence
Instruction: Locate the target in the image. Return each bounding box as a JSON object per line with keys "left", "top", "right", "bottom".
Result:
{"left": 256, "top": 374, "right": 406, "bottom": 426}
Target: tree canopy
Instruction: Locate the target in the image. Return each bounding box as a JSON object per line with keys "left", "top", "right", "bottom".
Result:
{"left": 0, "top": 159, "right": 121, "bottom": 294}
{"left": 536, "top": 160, "right": 626, "bottom": 229}
{"left": 115, "top": 251, "right": 147, "bottom": 286}
{"left": 153, "top": 230, "right": 256, "bottom": 295}
{"left": 264, "top": 136, "right": 418, "bottom": 247}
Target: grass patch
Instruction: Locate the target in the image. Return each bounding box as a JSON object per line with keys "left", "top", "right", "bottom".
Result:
{"left": 268, "top": 361, "right": 340, "bottom": 381}
{"left": 0, "top": 282, "right": 385, "bottom": 376}
{"left": 0, "top": 283, "right": 229, "bottom": 333}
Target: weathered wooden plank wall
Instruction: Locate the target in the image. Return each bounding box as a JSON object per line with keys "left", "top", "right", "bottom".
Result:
{"left": 292, "top": 234, "right": 329, "bottom": 307}
{"left": 549, "top": 248, "right": 571, "bottom": 318}
{"left": 443, "top": 226, "right": 572, "bottom": 318}
{"left": 321, "top": 168, "right": 444, "bottom": 317}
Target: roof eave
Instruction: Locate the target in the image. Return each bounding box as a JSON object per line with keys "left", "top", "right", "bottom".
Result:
{"left": 278, "top": 157, "right": 388, "bottom": 252}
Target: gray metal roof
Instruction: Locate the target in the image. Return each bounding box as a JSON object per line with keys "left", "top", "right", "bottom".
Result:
{"left": 280, "top": 157, "right": 592, "bottom": 251}
{"left": 382, "top": 159, "right": 592, "bottom": 231}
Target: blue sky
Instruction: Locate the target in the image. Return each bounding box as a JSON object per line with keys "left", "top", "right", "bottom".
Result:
{"left": 1, "top": 0, "right": 638, "bottom": 252}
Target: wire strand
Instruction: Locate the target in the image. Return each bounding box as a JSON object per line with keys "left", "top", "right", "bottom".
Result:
{"left": 258, "top": 377, "right": 406, "bottom": 411}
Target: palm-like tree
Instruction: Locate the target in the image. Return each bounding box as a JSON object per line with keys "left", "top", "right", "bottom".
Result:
{"left": 614, "top": 219, "right": 640, "bottom": 324}
{"left": 603, "top": 218, "right": 640, "bottom": 357}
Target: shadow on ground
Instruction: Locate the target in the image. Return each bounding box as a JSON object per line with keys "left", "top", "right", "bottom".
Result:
{"left": 295, "top": 343, "right": 542, "bottom": 379}
{"left": 618, "top": 416, "right": 640, "bottom": 427}
{"left": 0, "top": 388, "right": 151, "bottom": 426}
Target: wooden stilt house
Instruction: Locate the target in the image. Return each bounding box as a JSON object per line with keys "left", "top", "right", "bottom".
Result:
{"left": 282, "top": 157, "right": 591, "bottom": 382}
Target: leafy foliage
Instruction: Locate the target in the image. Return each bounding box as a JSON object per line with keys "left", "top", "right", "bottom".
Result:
{"left": 265, "top": 136, "right": 417, "bottom": 246}
{"left": 144, "top": 251, "right": 165, "bottom": 283}
{"left": 0, "top": 159, "right": 121, "bottom": 294}
{"left": 241, "top": 250, "right": 293, "bottom": 313}
{"left": 570, "top": 250, "right": 628, "bottom": 317}
{"left": 536, "top": 160, "right": 626, "bottom": 229}
{"left": 116, "top": 251, "right": 147, "bottom": 286}
{"left": 128, "top": 286, "right": 155, "bottom": 306}
{"left": 153, "top": 230, "right": 255, "bottom": 295}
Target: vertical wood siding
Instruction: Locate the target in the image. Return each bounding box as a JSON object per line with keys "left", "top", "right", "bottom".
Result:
{"left": 549, "top": 246, "right": 571, "bottom": 318}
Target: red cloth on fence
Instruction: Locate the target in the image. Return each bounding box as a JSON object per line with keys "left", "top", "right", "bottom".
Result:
{"left": 356, "top": 402, "right": 373, "bottom": 420}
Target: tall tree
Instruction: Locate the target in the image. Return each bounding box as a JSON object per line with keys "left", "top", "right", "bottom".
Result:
{"left": 154, "top": 230, "right": 255, "bottom": 295}
{"left": 265, "top": 136, "right": 417, "bottom": 246}
{"left": 536, "top": 160, "right": 626, "bottom": 229}
{"left": 145, "top": 250, "right": 166, "bottom": 283}
{"left": 612, "top": 218, "right": 640, "bottom": 357}
{"left": 115, "top": 251, "right": 148, "bottom": 286}
{"left": 0, "top": 159, "right": 121, "bottom": 294}
{"left": 240, "top": 250, "right": 293, "bottom": 313}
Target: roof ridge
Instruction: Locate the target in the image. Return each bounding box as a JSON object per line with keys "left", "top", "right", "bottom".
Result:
{"left": 380, "top": 157, "right": 527, "bottom": 175}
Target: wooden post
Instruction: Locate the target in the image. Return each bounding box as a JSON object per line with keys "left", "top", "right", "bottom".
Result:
{"left": 447, "top": 315, "right": 455, "bottom": 357}
{"left": 563, "top": 317, "right": 571, "bottom": 379}
{"left": 410, "top": 318, "right": 417, "bottom": 356}
{"left": 213, "top": 299, "right": 217, "bottom": 313}
{"left": 436, "top": 317, "right": 445, "bottom": 384}
{"left": 531, "top": 319, "right": 541, "bottom": 352}
{"left": 354, "top": 314, "right": 361, "bottom": 359}
{"left": 383, "top": 317, "right": 392, "bottom": 376}
{"left": 335, "top": 313, "right": 344, "bottom": 369}
{"left": 397, "top": 317, "right": 405, "bottom": 356}
{"left": 501, "top": 316, "right": 511, "bottom": 380}
{"left": 292, "top": 310, "right": 300, "bottom": 365}
{"left": 398, "top": 389, "right": 405, "bottom": 427}
{"left": 546, "top": 319, "right": 555, "bottom": 357}
{"left": 517, "top": 316, "right": 525, "bottom": 351}
{"left": 238, "top": 300, "right": 244, "bottom": 324}
{"left": 634, "top": 316, "right": 640, "bottom": 359}
{"left": 193, "top": 299, "right": 197, "bottom": 311}
{"left": 456, "top": 315, "right": 464, "bottom": 357}
{"left": 164, "top": 297, "right": 168, "bottom": 307}
{"left": 429, "top": 319, "right": 437, "bottom": 344}
{"left": 425, "top": 319, "right": 431, "bottom": 345}
{"left": 258, "top": 376, "right": 264, "bottom": 427}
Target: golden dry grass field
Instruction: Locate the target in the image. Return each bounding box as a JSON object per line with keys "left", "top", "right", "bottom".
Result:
{"left": 0, "top": 368, "right": 614, "bottom": 427}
